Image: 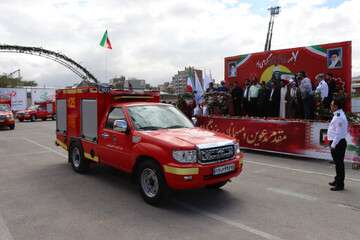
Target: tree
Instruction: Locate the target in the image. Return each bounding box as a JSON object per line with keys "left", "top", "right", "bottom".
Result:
{"left": 0, "top": 75, "right": 37, "bottom": 88}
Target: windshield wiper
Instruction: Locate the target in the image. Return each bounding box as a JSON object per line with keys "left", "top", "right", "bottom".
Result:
{"left": 138, "top": 126, "right": 162, "bottom": 130}
{"left": 166, "top": 125, "right": 187, "bottom": 129}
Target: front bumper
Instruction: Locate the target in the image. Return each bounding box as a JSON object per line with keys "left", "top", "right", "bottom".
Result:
{"left": 163, "top": 154, "right": 243, "bottom": 190}
{"left": 16, "top": 114, "right": 31, "bottom": 121}
{"left": 0, "top": 118, "right": 15, "bottom": 127}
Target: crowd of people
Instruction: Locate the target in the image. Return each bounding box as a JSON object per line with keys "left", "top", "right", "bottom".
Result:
{"left": 192, "top": 71, "right": 341, "bottom": 120}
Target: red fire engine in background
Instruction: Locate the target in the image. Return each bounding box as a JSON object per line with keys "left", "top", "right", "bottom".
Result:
{"left": 0, "top": 95, "right": 15, "bottom": 130}
{"left": 55, "top": 86, "right": 243, "bottom": 204}
{"left": 16, "top": 100, "right": 56, "bottom": 122}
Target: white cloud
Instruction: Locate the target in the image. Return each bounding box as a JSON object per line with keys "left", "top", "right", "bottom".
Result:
{"left": 0, "top": 0, "right": 359, "bottom": 88}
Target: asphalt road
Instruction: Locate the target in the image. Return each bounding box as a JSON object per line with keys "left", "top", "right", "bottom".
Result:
{"left": 1, "top": 121, "right": 360, "bottom": 240}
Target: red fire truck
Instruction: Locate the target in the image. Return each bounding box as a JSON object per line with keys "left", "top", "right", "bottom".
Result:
{"left": 0, "top": 96, "right": 15, "bottom": 130}
{"left": 16, "top": 100, "right": 56, "bottom": 122}
{"left": 55, "top": 86, "right": 243, "bottom": 204}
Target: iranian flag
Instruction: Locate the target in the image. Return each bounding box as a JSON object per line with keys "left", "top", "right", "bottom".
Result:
{"left": 100, "top": 30, "right": 112, "bottom": 49}
{"left": 186, "top": 77, "right": 193, "bottom": 93}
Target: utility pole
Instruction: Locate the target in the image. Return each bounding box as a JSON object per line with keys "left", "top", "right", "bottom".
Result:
{"left": 264, "top": 6, "right": 281, "bottom": 51}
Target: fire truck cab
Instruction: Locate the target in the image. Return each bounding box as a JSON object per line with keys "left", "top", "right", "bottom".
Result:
{"left": 55, "top": 86, "right": 243, "bottom": 204}
{"left": 0, "top": 96, "right": 15, "bottom": 130}
{"left": 17, "top": 100, "right": 56, "bottom": 122}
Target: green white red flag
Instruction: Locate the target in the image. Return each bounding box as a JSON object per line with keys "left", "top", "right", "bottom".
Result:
{"left": 100, "top": 30, "right": 112, "bottom": 49}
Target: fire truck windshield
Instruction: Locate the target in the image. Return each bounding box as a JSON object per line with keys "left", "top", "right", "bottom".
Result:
{"left": 28, "top": 105, "right": 38, "bottom": 110}
{"left": 128, "top": 105, "right": 194, "bottom": 131}
{"left": 0, "top": 104, "right": 10, "bottom": 112}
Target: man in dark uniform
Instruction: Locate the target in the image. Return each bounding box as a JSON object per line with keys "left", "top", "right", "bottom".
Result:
{"left": 231, "top": 81, "right": 243, "bottom": 116}
{"left": 327, "top": 97, "right": 348, "bottom": 191}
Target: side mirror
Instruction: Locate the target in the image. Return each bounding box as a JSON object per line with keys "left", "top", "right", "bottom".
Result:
{"left": 113, "top": 119, "right": 128, "bottom": 133}
{"left": 191, "top": 117, "right": 197, "bottom": 126}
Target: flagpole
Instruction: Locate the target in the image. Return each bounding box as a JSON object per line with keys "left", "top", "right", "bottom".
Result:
{"left": 105, "top": 51, "right": 108, "bottom": 82}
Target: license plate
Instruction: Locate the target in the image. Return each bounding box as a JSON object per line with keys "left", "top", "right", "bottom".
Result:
{"left": 213, "top": 163, "right": 235, "bottom": 176}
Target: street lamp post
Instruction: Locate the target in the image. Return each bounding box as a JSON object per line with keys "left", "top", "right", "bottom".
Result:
{"left": 264, "top": 6, "right": 281, "bottom": 51}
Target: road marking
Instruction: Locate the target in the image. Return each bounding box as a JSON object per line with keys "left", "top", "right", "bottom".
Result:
{"left": 22, "top": 137, "right": 67, "bottom": 159}
{"left": 267, "top": 188, "right": 318, "bottom": 201}
{"left": 337, "top": 203, "right": 360, "bottom": 212}
{"left": 0, "top": 214, "right": 14, "bottom": 240}
{"left": 1, "top": 150, "right": 50, "bottom": 158}
{"left": 176, "top": 201, "right": 285, "bottom": 240}
{"left": 246, "top": 160, "right": 360, "bottom": 183}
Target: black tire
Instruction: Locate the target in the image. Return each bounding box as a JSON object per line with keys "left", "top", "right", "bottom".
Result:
{"left": 51, "top": 115, "right": 56, "bottom": 120}
{"left": 42, "top": 118, "right": 47, "bottom": 121}
{"left": 137, "top": 160, "right": 170, "bottom": 205}
{"left": 206, "top": 181, "right": 228, "bottom": 189}
{"left": 69, "top": 141, "right": 89, "bottom": 173}
{"left": 30, "top": 115, "right": 36, "bottom": 122}
{"left": 9, "top": 124, "right": 15, "bottom": 130}
{"left": 19, "top": 119, "right": 24, "bottom": 122}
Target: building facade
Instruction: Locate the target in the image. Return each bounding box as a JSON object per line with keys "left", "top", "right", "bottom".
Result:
{"left": 171, "top": 67, "right": 203, "bottom": 95}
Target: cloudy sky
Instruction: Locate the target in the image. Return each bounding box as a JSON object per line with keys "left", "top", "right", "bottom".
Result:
{"left": 0, "top": 0, "right": 359, "bottom": 87}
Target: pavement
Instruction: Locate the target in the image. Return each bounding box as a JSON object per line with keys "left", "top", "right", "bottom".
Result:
{"left": 0, "top": 121, "right": 360, "bottom": 240}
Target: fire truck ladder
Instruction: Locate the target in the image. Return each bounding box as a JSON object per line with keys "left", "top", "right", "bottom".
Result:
{"left": 0, "top": 44, "right": 98, "bottom": 83}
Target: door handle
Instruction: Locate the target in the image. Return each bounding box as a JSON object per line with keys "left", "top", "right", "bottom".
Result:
{"left": 101, "top": 132, "right": 109, "bottom": 139}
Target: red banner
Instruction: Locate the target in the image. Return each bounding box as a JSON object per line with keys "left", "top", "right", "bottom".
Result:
{"left": 197, "top": 116, "right": 307, "bottom": 154}
{"left": 197, "top": 116, "right": 360, "bottom": 164}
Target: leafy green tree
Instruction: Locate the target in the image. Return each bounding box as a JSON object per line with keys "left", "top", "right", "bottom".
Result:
{"left": 0, "top": 75, "right": 37, "bottom": 88}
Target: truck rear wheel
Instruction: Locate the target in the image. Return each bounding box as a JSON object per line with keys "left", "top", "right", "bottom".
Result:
{"left": 137, "top": 161, "right": 169, "bottom": 205}
{"left": 69, "top": 142, "right": 89, "bottom": 173}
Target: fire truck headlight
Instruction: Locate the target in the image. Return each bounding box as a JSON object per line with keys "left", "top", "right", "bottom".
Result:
{"left": 172, "top": 150, "right": 197, "bottom": 163}
{"left": 234, "top": 143, "right": 241, "bottom": 155}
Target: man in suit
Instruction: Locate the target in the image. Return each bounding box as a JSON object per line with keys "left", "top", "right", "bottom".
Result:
{"left": 242, "top": 80, "right": 251, "bottom": 116}
{"left": 268, "top": 81, "right": 280, "bottom": 117}
{"left": 231, "top": 81, "right": 243, "bottom": 116}
{"left": 298, "top": 71, "right": 314, "bottom": 119}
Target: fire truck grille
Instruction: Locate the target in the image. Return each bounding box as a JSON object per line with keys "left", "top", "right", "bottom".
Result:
{"left": 199, "top": 145, "right": 235, "bottom": 164}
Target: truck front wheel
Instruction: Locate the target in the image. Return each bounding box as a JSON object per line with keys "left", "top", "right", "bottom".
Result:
{"left": 9, "top": 124, "right": 15, "bottom": 130}
{"left": 69, "top": 142, "right": 89, "bottom": 173}
{"left": 137, "top": 161, "right": 170, "bottom": 205}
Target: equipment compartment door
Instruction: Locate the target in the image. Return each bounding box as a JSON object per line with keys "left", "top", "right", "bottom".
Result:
{"left": 56, "top": 99, "right": 67, "bottom": 133}
{"left": 81, "top": 99, "right": 98, "bottom": 141}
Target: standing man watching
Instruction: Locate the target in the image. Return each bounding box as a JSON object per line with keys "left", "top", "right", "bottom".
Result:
{"left": 249, "top": 81, "right": 260, "bottom": 116}
{"left": 327, "top": 97, "right": 348, "bottom": 191}
{"left": 231, "top": 81, "right": 243, "bottom": 116}
{"left": 298, "top": 71, "right": 314, "bottom": 119}
{"left": 243, "top": 80, "right": 251, "bottom": 116}
{"left": 315, "top": 73, "right": 329, "bottom": 107}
